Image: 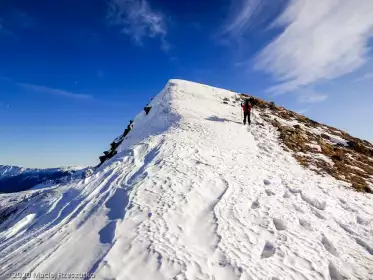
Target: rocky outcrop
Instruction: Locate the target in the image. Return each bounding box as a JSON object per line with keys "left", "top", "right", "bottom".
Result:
{"left": 97, "top": 99, "right": 153, "bottom": 167}
{"left": 239, "top": 94, "right": 373, "bottom": 193}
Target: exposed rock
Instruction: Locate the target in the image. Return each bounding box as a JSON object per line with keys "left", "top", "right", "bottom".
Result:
{"left": 269, "top": 102, "right": 276, "bottom": 110}
{"left": 321, "top": 133, "right": 331, "bottom": 140}
{"left": 251, "top": 93, "right": 373, "bottom": 193}
{"left": 99, "top": 156, "right": 107, "bottom": 164}
{"left": 144, "top": 106, "right": 152, "bottom": 115}
{"left": 347, "top": 140, "right": 373, "bottom": 157}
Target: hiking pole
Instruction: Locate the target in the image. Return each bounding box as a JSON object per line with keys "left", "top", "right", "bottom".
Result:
{"left": 252, "top": 107, "right": 254, "bottom": 124}
{"left": 240, "top": 104, "right": 243, "bottom": 122}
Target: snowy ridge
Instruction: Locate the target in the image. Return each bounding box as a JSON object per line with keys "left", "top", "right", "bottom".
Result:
{"left": 0, "top": 165, "right": 87, "bottom": 178}
{"left": 0, "top": 166, "right": 28, "bottom": 177}
{"left": 0, "top": 80, "right": 372, "bottom": 280}
{"left": 0, "top": 165, "right": 89, "bottom": 193}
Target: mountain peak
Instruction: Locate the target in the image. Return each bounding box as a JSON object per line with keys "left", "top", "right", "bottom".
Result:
{"left": 0, "top": 80, "right": 372, "bottom": 280}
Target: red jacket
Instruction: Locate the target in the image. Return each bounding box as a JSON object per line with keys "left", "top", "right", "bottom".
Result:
{"left": 242, "top": 103, "right": 252, "bottom": 113}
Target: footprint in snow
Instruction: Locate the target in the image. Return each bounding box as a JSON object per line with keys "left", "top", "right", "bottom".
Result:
{"left": 301, "top": 193, "right": 326, "bottom": 210}
{"left": 356, "top": 215, "right": 370, "bottom": 225}
{"left": 283, "top": 191, "right": 291, "bottom": 198}
{"left": 328, "top": 263, "right": 345, "bottom": 280}
{"left": 337, "top": 221, "right": 356, "bottom": 235}
{"left": 321, "top": 234, "right": 339, "bottom": 256}
{"left": 293, "top": 204, "right": 305, "bottom": 214}
{"left": 339, "top": 202, "right": 356, "bottom": 213}
{"left": 299, "top": 219, "right": 312, "bottom": 231}
{"left": 251, "top": 199, "right": 260, "bottom": 209}
{"left": 261, "top": 241, "right": 276, "bottom": 259}
{"left": 287, "top": 187, "right": 302, "bottom": 194}
{"left": 355, "top": 237, "right": 373, "bottom": 255}
{"left": 339, "top": 198, "right": 346, "bottom": 204}
{"left": 265, "top": 189, "right": 275, "bottom": 196}
{"left": 263, "top": 179, "right": 271, "bottom": 186}
{"left": 273, "top": 218, "right": 286, "bottom": 231}
{"left": 311, "top": 208, "right": 326, "bottom": 220}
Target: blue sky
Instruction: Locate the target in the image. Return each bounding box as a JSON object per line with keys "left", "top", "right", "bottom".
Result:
{"left": 1, "top": 0, "right": 373, "bottom": 168}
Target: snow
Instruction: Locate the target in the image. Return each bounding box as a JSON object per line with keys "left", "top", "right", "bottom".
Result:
{"left": 306, "top": 142, "right": 322, "bottom": 152}
{"left": 308, "top": 128, "right": 349, "bottom": 147}
{"left": 1, "top": 214, "right": 36, "bottom": 239}
{"left": 264, "top": 111, "right": 301, "bottom": 128}
{"left": 0, "top": 79, "right": 372, "bottom": 280}
{"left": 327, "top": 134, "right": 349, "bottom": 147}
{"left": 311, "top": 153, "right": 335, "bottom": 166}
{"left": 296, "top": 151, "right": 334, "bottom": 166}
{"left": 0, "top": 166, "right": 26, "bottom": 177}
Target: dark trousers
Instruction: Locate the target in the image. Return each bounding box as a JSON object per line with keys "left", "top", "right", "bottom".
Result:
{"left": 243, "top": 112, "right": 251, "bottom": 125}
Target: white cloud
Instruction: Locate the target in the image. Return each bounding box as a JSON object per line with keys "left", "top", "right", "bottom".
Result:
{"left": 19, "top": 83, "right": 93, "bottom": 100}
{"left": 297, "top": 89, "right": 327, "bottom": 103}
{"left": 221, "top": 0, "right": 264, "bottom": 36}
{"left": 107, "top": 0, "right": 169, "bottom": 51}
{"left": 255, "top": 0, "right": 373, "bottom": 94}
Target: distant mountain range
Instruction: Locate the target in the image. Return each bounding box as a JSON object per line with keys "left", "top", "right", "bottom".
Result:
{"left": 0, "top": 165, "right": 90, "bottom": 193}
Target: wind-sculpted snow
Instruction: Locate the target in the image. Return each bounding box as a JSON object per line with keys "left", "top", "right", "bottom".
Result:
{"left": 0, "top": 80, "right": 372, "bottom": 280}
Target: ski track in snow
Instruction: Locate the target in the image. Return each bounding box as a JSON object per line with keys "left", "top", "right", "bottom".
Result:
{"left": 0, "top": 79, "right": 373, "bottom": 280}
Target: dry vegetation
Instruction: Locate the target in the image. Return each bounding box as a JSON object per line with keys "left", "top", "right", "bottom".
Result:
{"left": 239, "top": 94, "right": 373, "bottom": 193}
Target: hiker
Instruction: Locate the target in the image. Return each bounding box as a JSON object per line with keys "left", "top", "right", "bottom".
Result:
{"left": 241, "top": 99, "right": 252, "bottom": 125}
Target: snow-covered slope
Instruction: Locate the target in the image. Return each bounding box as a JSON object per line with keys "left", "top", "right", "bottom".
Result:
{"left": 0, "top": 165, "right": 88, "bottom": 193}
{"left": 0, "top": 80, "right": 372, "bottom": 280}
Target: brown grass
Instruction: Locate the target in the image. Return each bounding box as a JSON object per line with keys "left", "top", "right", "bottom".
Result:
{"left": 241, "top": 94, "right": 373, "bottom": 193}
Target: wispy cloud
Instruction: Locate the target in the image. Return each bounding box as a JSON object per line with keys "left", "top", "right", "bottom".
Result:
{"left": 297, "top": 89, "right": 327, "bottom": 103}
{"left": 19, "top": 83, "right": 93, "bottom": 100}
{"left": 107, "top": 0, "right": 169, "bottom": 51}
{"left": 355, "top": 72, "right": 373, "bottom": 82}
{"left": 254, "top": 0, "right": 373, "bottom": 94}
{"left": 221, "top": 0, "right": 264, "bottom": 36}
